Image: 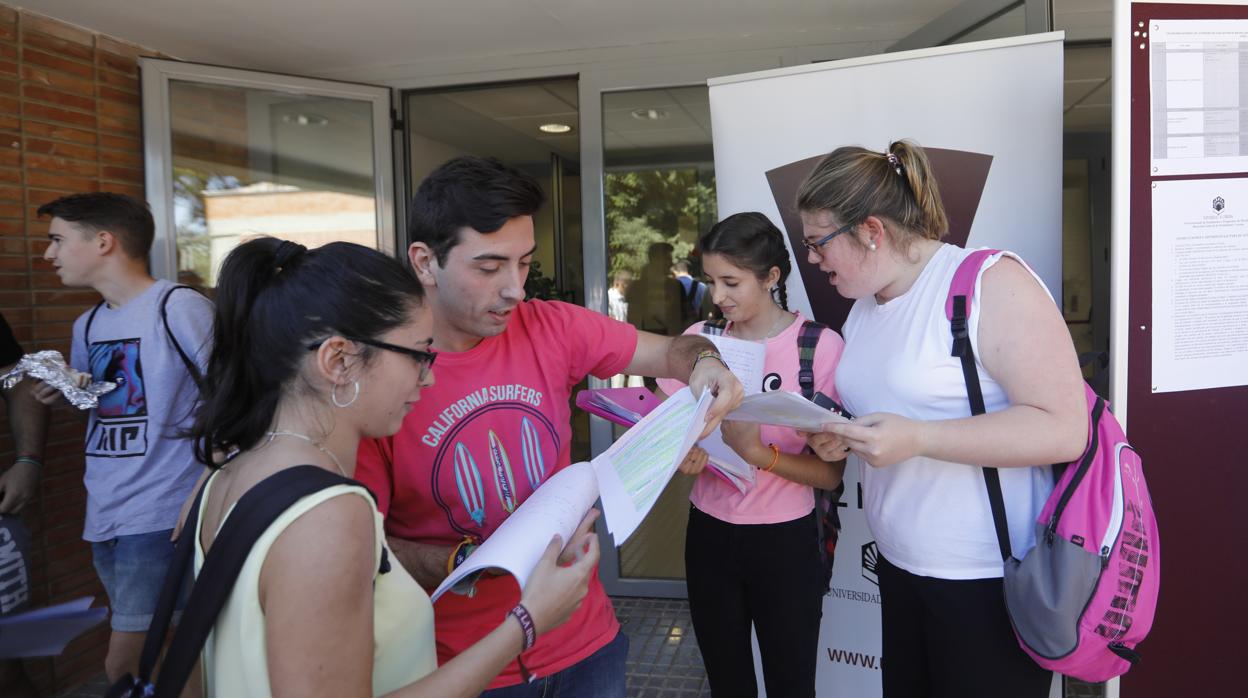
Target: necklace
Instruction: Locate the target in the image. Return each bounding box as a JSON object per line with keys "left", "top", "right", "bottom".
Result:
{"left": 264, "top": 430, "right": 347, "bottom": 477}
{"left": 727, "top": 311, "right": 792, "bottom": 342}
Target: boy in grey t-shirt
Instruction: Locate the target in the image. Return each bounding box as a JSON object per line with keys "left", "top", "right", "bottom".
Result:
{"left": 34, "top": 193, "right": 212, "bottom": 684}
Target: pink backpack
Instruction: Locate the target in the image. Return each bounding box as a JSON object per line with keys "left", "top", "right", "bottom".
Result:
{"left": 947, "top": 249, "right": 1161, "bottom": 682}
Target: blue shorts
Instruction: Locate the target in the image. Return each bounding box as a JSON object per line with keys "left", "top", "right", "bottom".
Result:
{"left": 91, "top": 529, "right": 183, "bottom": 632}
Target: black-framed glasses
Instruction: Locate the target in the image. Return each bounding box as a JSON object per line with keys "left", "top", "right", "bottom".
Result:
{"left": 801, "top": 221, "right": 855, "bottom": 258}
{"left": 307, "top": 337, "right": 437, "bottom": 377}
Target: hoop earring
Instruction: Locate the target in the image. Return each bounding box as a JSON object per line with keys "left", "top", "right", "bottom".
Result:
{"left": 332, "top": 380, "right": 360, "bottom": 408}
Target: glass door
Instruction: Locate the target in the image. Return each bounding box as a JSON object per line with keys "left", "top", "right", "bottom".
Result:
{"left": 600, "top": 85, "right": 717, "bottom": 595}
{"left": 140, "top": 59, "right": 395, "bottom": 288}
{"left": 402, "top": 78, "right": 586, "bottom": 457}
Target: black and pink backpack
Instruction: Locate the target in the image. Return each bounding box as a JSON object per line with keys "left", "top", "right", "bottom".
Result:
{"left": 947, "top": 249, "right": 1161, "bottom": 682}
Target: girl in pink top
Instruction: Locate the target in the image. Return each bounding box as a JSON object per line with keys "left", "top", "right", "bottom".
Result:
{"left": 657, "top": 212, "right": 845, "bottom": 698}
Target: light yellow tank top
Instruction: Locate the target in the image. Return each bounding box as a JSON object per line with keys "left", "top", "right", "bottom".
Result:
{"left": 193, "top": 473, "right": 437, "bottom": 697}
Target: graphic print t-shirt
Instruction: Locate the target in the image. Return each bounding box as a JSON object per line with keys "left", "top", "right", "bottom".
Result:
{"left": 71, "top": 280, "right": 212, "bottom": 541}
{"left": 356, "top": 299, "right": 637, "bottom": 688}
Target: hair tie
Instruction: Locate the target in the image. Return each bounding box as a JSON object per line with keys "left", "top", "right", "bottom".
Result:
{"left": 885, "top": 152, "right": 904, "bottom": 176}
{"left": 273, "top": 240, "right": 308, "bottom": 274}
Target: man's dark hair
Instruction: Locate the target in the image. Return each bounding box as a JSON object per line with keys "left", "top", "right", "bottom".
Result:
{"left": 407, "top": 156, "right": 545, "bottom": 265}
{"left": 37, "top": 192, "right": 155, "bottom": 260}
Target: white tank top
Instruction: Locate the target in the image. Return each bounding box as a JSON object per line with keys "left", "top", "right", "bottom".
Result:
{"left": 836, "top": 244, "right": 1055, "bottom": 580}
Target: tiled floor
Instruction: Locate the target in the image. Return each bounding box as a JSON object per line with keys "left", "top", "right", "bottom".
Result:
{"left": 615, "top": 596, "right": 711, "bottom": 697}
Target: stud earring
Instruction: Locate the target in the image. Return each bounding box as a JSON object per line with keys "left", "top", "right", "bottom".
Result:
{"left": 868, "top": 243, "right": 877, "bottom": 251}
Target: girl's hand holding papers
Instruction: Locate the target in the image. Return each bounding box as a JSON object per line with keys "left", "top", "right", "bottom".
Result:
{"left": 720, "top": 420, "right": 766, "bottom": 465}
{"left": 677, "top": 446, "right": 709, "bottom": 476}
{"left": 523, "top": 509, "right": 601, "bottom": 635}
{"left": 802, "top": 430, "right": 850, "bottom": 462}
{"left": 821, "top": 412, "right": 926, "bottom": 468}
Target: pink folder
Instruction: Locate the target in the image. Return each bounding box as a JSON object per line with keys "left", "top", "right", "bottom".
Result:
{"left": 574, "top": 387, "right": 660, "bottom": 427}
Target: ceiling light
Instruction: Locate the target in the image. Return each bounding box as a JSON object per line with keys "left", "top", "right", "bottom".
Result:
{"left": 281, "top": 113, "right": 329, "bottom": 127}
{"left": 630, "top": 108, "right": 669, "bottom": 121}
{"left": 539, "top": 122, "right": 573, "bottom": 134}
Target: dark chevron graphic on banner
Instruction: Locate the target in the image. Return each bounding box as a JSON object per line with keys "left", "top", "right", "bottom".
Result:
{"left": 766, "top": 147, "right": 993, "bottom": 331}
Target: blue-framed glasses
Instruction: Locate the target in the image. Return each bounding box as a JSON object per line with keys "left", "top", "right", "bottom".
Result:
{"left": 801, "top": 221, "right": 856, "bottom": 258}
{"left": 307, "top": 337, "right": 437, "bottom": 379}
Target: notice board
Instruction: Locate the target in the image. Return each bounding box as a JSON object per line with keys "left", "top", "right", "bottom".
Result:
{"left": 1118, "top": 2, "right": 1248, "bottom": 695}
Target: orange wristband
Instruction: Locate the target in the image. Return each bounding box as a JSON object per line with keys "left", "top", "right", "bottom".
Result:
{"left": 762, "top": 443, "right": 780, "bottom": 473}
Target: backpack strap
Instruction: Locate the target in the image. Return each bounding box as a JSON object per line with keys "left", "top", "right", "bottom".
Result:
{"left": 160, "top": 284, "right": 206, "bottom": 390}
{"left": 82, "top": 300, "right": 106, "bottom": 346}
{"left": 699, "top": 318, "right": 728, "bottom": 337}
{"left": 111, "top": 466, "right": 374, "bottom": 698}
{"left": 797, "top": 320, "right": 825, "bottom": 401}
{"left": 946, "top": 249, "right": 1012, "bottom": 562}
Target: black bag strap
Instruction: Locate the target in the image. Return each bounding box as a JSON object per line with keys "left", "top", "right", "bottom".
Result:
{"left": 108, "top": 466, "right": 370, "bottom": 698}
{"left": 82, "top": 285, "right": 205, "bottom": 389}
{"left": 82, "top": 300, "right": 106, "bottom": 346}
{"left": 699, "top": 318, "right": 728, "bottom": 336}
{"left": 159, "top": 285, "right": 206, "bottom": 390}
{"left": 950, "top": 294, "right": 1013, "bottom": 562}
{"left": 796, "top": 320, "right": 825, "bottom": 401}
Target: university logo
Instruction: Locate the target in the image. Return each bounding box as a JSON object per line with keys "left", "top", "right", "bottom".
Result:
{"left": 861, "top": 541, "right": 879, "bottom": 587}
{"left": 1213, "top": 196, "right": 1225, "bottom": 213}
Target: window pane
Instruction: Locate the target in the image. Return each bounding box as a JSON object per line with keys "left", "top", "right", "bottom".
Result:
{"left": 169, "top": 81, "right": 378, "bottom": 287}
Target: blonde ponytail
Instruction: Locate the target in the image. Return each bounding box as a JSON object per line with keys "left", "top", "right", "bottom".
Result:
{"left": 888, "top": 140, "right": 948, "bottom": 241}
{"left": 797, "top": 139, "right": 949, "bottom": 253}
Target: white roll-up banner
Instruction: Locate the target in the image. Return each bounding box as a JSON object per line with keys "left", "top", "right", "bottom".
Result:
{"left": 708, "top": 33, "right": 1065, "bottom": 697}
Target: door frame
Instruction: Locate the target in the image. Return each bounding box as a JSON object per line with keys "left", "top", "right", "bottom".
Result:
{"left": 139, "top": 58, "right": 396, "bottom": 282}
{"left": 1065, "top": 131, "right": 1112, "bottom": 357}
{"left": 579, "top": 55, "right": 787, "bottom": 598}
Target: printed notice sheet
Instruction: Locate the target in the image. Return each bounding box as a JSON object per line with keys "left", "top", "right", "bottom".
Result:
{"left": 1151, "top": 178, "right": 1248, "bottom": 393}
{"left": 1150, "top": 20, "right": 1248, "bottom": 176}
{"left": 703, "top": 333, "right": 766, "bottom": 393}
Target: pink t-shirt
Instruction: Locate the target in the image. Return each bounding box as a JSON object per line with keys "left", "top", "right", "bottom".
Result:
{"left": 356, "top": 300, "right": 638, "bottom": 688}
{"left": 658, "top": 311, "right": 845, "bottom": 525}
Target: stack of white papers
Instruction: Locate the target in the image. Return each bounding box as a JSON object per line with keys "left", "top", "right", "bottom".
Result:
{"left": 726, "top": 390, "right": 850, "bottom": 432}
{"left": 593, "top": 388, "right": 712, "bottom": 541}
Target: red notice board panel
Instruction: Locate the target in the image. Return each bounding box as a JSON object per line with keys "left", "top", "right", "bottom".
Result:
{"left": 1125, "top": 3, "right": 1248, "bottom": 696}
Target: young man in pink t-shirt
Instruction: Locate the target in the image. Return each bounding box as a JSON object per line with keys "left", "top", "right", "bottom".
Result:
{"left": 355, "top": 156, "right": 743, "bottom": 695}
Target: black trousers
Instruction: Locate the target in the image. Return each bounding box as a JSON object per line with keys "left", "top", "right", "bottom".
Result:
{"left": 877, "top": 555, "right": 1053, "bottom": 698}
{"left": 684, "top": 506, "right": 824, "bottom": 698}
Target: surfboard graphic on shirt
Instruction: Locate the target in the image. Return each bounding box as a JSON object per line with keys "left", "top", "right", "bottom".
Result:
{"left": 487, "top": 430, "right": 517, "bottom": 513}
{"left": 452, "top": 442, "right": 486, "bottom": 527}
{"left": 520, "top": 417, "right": 546, "bottom": 489}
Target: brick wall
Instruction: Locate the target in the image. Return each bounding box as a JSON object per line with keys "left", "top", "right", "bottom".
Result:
{"left": 0, "top": 5, "right": 156, "bottom": 693}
